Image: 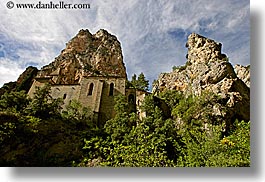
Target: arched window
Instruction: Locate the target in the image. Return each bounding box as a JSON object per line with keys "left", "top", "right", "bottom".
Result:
{"left": 109, "top": 83, "right": 114, "bottom": 96}
{"left": 88, "top": 83, "right": 94, "bottom": 96}
{"left": 128, "top": 94, "right": 135, "bottom": 104}
{"left": 63, "top": 93, "right": 67, "bottom": 99}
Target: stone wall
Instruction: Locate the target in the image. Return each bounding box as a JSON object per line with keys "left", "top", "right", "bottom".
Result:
{"left": 28, "top": 75, "right": 127, "bottom": 126}
{"left": 28, "top": 78, "right": 51, "bottom": 97}
{"left": 98, "top": 77, "right": 126, "bottom": 125}
{"left": 50, "top": 84, "right": 81, "bottom": 109}
{"left": 78, "top": 77, "right": 102, "bottom": 112}
{"left": 28, "top": 78, "right": 81, "bottom": 110}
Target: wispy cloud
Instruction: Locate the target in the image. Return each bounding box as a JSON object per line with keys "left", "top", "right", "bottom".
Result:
{"left": 0, "top": 58, "right": 24, "bottom": 85}
{"left": 0, "top": 0, "right": 250, "bottom": 87}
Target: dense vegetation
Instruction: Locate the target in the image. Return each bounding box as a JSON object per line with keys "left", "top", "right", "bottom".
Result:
{"left": 0, "top": 79, "right": 250, "bottom": 167}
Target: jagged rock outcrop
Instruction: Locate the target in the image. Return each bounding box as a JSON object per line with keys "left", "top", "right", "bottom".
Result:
{"left": 16, "top": 66, "right": 39, "bottom": 92}
{"left": 0, "top": 66, "right": 38, "bottom": 96}
{"left": 37, "top": 29, "right": 127, "bottom": 84}
{"left": 153, "top": 33, "right": 250, "bottom": 123}
{"left": 234, "top": 64, "right": 250, "bottom": 87}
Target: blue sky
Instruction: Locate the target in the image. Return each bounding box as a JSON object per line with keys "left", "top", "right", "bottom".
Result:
{"left": 0, "top": 0, "right": 250, "bottom": 87}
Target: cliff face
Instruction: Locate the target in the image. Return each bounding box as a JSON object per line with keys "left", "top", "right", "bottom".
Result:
{"left": 234, "top": 64, "right": 250, "bottom": 88}
{"left": 153, "top": 33, "right": 250, "bottom": 122}
{"left": 37, "top": 29, "right": 127, "bottom": 85}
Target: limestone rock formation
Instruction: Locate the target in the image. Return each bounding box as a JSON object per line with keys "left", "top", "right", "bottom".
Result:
{"left": 234, "top": 64, "right": 250, "bottom": 87}
{"left": 16, "top": 66, "right": 39, "bottom": 91}
{"left": 153, "top": 33, "right": 250, "bottom": 123}
{"left": 37, "top": 29, "right": 127, "bottom": 84}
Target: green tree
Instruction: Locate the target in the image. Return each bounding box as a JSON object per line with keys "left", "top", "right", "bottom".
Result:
{"left": 100, "top": 94, "right": 181, "bottom": 167}
{"left": 0, "top": 84, "right": 97, "bottom": 167}
{"left": 137, "top": 72, "right": 149, "bottom": 91}
{"left": 172, "top": 65, "right": 178, "bottom": 71}
{"left": 0, "top": 90, "right": 30, "bottom": 113}
{"left": 172, "top": 91, "right": 224, "bottom": 126}
{"left": 76, "top": 89, "right": 250, "bottom": 167}
{"left": 159, "top": 90, "right": 184, "bottom": 110}
{"left": 206, "top": 120, "right": 250, "bottom": 166}
{"left": 104, "top": 95, "right": 136, "bottom": 142}
{"left": 128, "top": 73, "right": 149, "bottom": 91}
{"left": 62, "top": 99, "right": 92, "bottom": 127}
{"left": 26, "top": 84, "right": 63, "bottom": 119}
{"left": 177, "top": 120, "right": 250, "bottom": 167}
{"left": 130, "top": 74, "right": 137, "bottom": 88}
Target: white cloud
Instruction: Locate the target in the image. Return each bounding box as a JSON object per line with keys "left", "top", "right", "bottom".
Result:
{"left": 0, "top": 0, "right": 250, "bottom": 87}
{"left": 0, "top": 58, "right": 24, "bottom": 87}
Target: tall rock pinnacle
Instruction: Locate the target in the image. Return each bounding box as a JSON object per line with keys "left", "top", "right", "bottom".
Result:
{"left": 153, "top": 33, "right": 250, "bottom": 123}
{"left": 37, "top": 29, "right": 127, "bottom": 84}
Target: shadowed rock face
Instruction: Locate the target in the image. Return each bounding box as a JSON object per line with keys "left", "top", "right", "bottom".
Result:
{"left": 0, "top": 66, "right": 38, "bottom": 96}
{"left": 16, "top": 66, "right": 39, "bottom": 92}
{"left": 37, "top": 29, "right": 127, "bottom": 84}
{"left": 153, "top": 33, "right": 250, "bottom": 123}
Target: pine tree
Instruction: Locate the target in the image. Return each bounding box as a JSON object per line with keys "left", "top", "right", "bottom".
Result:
{"left": 130, "top": 74, "right": 137, "bottom": 88}
{"left": 137, "top": 72, "right": 149, "bottom": 91}
{"left": 129, "top": 73, "right": 149, "bottom": 91}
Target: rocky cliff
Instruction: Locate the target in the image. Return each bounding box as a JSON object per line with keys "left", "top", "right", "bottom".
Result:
{"left": 0, "top": 66, "right": 38, "bottom": 96}
{"left": 37, "top": 29, "right": 127, "bottom": 85}
{"left": 153, "top": 33, "right": 250, "bottom": 123}
{"left": 234, "top": 64, "right": 250, "bottom": 87}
